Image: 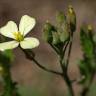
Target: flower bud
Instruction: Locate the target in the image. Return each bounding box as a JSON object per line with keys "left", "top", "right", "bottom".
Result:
{"left": 87, "top": 25, "right": 93, "bottom": 38}
{"left": 42, "top": 21, "right": 56, "bottom": 43}
{"left": 60, "top": 29, "right": 69, "bottom": 43}
{"left": 0, "top": 65, "right": 4, "bottom": 75}
{"left": 52, "top": 32, "right": 60, "bottom": 45}
{"left": 81, "top": 24, "right": 94, "bottom": 39}
{"left": 56, "top": 11, "right": 69, "bottom": 43}
{"left": 56, "top": 12, "right": 66, "bottom": 24}
{"left": 58, "top": 20, "right": 69, "bottom": 43}
{"left": 67, "top": 5, "right": 76, "bottom": 32}
{"left": 88, "top": 24, "right": 93, "bottom": 32}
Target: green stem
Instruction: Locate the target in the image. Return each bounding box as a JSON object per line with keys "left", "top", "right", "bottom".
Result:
{"left": 81, "top": 71, "right": 95, "bottom": 96}
{"left": 58, "top": 33, "right": 74, "bottom": 96}
{"left": 59, "top": 54, "right": 74, "bottom": 96}
{"left": 49, "top": 43, "right": 60, "bottom": 55}
{"left": 62, "top": 73, "right": 74, "bottom": 96}
{"left": 2, "top": 65, "right": 19, "bottom": 96}
{"left": 66, "top": 33, "right": 74, "bottom": 70}
{"left": 62, "top": 41, "right": 70, "bottom": 58}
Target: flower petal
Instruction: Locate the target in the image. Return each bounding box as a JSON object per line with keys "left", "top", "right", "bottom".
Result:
{"left": 0, "top": 41, "right": 19, "bottom": 51}
{"left": 19, "top": 15, "right": 36, "bottom": 36}
{"left": 20, "top": 37, "right": 39, "bottom": 49}
{"left": 0, "top": 21, "right": 18, "bottom": 39}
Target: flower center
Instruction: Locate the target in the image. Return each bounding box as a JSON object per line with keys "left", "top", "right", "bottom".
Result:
{"left": 13, "top": 32, "right": 24, "bottom": 42}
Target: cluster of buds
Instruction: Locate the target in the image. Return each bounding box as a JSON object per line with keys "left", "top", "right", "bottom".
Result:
{"left": 42, "top": 5, "right": 76, "bottom": 49}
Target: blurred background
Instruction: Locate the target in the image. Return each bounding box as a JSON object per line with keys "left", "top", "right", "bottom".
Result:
{"left": 0, "top": 0, "right": 96, "bottom": 96}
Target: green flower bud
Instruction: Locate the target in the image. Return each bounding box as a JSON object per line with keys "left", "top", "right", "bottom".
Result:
{"left": 60, "top": 29, "right": 69, "bottom": 43}
{"left": 0, "top": 65, "right": 4, "bottom": 75}
{"left": 88, "top": 25, "right": 92, "bottom": 30}
{"left": 81, "top": 24, "right": 93, "bottom": 37}
{"left": 88, "top": 24, "right": 93, "bottom": 32}
{"left": 57, "top": 20, "right": 69, "bottom": 43}
{"left": 42, "top": 21, "right": 56, "bottom": 43}
{"left": 52, "top": 32, "right": 60, "bottom": 45}
{"left": 67, "top": 5, "right": 76, "bottom": 32}
{"left": 56, "top": 11, "right": 69, "bottom": 43}
{"left": 87, "top": 24, "right": 95, "bottom": 43}
{"left": 56, "top": 12, "right": 66, "bottom": 24}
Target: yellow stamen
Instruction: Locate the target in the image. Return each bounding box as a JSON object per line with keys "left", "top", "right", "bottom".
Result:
{"left": 13, "top": 32, "right": 24, "bottom": 42}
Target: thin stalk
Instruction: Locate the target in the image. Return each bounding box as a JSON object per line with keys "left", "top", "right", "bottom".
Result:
{"left": 49, "top": 43, "right": 60, "bottom": 55}
{"left": 57, "top": 44, "right": 74, "bottom": 96}
{"left": 62, "top": 73, "right": 74, "bottom": 96}
{"left": 66, "top": 33, "right": 74, "bottom": 70}
{"left": 59, "top": 53, "right": 74, "bottom": 96}
{"left": 62, "top": 40, "right": 70, "bottom": 59}
{"left": 58, "top": 33, "right": 74, "bottom": 96}
{"left": 32, "top": 57, "right": 62, "bottom": 75}
{"left": 21, "top": 49, "right": 62, "bottom": 76}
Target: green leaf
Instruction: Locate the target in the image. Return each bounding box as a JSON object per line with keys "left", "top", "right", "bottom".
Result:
{"left": 79, "top": 25, "right": 96, "bottom": 84}
{"left": 78, "top": 59, "right": 92, "bottom": 79}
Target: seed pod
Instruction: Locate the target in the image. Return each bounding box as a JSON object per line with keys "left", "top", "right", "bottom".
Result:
{"left": 67, "top": 5, "right": 76, "bottom": 33}
{"left": 42, "top": 21, "right": 56, "bottom": 43}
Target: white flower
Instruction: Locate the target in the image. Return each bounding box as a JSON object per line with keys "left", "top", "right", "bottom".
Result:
{"left": 0, "top": 15, "right": 39, "bottom": 51}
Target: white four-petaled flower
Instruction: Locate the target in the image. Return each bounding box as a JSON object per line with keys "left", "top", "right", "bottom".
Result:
{"left": 0, "top": 15, "right": 39, "bottom": 51}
